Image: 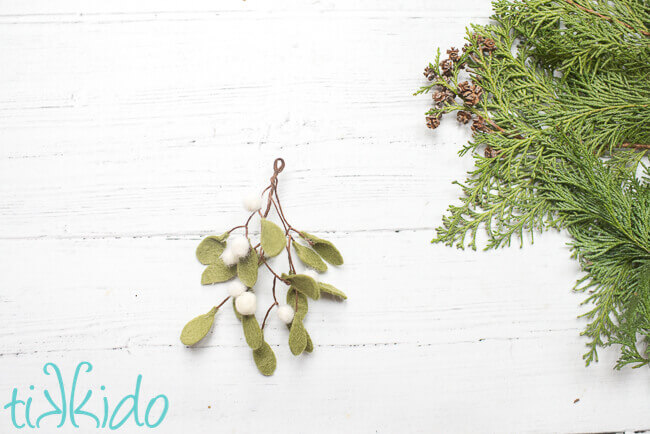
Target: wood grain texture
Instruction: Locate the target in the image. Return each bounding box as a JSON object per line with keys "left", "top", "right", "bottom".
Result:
{"left": 1, "top": 0, "right": 649, "bottom": 432}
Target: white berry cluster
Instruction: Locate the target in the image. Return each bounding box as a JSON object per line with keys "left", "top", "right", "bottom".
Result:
{"left": 220, "top": 234, "right": 250, "bottom": 266}
{"left": 227, "top": 280, "right": 247, "bottom": 298}
{"left": 230, "top": 279, "right": 296, "bottom": 324}
{"left": 242, "top": 191, "right": 262, "bottom": 213}
{"left": 228, "top": 191, "right": 299, "bottom": 323}
{"left": 234, "top": 290, "right": 257, "bottom": 316}
{"left": 220, "top": 192, "right": 262, "bottom": 266}
{"left": 276, "top": 304, "right": 294, "bottom": 324}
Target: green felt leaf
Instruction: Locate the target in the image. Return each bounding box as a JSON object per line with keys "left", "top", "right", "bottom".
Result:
{"left": 286, "top": 288, "right": 309, "bottom": 320}
{"left": 253, "top": 341, "right": 277, "bottom": 376}
{"left": 318, "top": 282, "right": 347, "bottom": 300}
{"left": 293, "top": 242, "right": 328, "bottom": 272}
{"left": 313, "top": 243, "right": 344, "bottom": 266}
{"left": 201, "top": 259, "right": 236, "bottom": 285}
{"left": 196, "top": 233, "right": 229, "bottom": 265}
{"left": 242, "top": 315, "right": 263, "bottom": 350}
{"left": 261, "top": 218, "right": 286, "bottom": 257}
{"left": 180, "top": 307, "right": 217, "bottom": 346}
{"left": 237, "top": 248, "right": 259, "bottom": 287}
{"left": 305, "top": 330, "right": 314, "bottom": 353}
{"left": 289, "top": 318, "right": 307, "bottom": 356}
{"left": 282, "top": 273, "right": 320, "bottom": 300}
{"left": 233, "top": 298, "right": 242, "bottom": 321}
{"left": 300, "top": 232, "right": 344, "bottom": 266}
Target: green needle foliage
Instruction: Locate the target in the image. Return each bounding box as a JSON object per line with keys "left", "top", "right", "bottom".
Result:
{"left": 417, "top": 0, "right": 650, "bottom": 369}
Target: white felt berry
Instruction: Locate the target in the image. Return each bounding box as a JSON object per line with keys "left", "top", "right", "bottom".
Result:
{"left": 229, "top": 235, "right": 250, "bottom": 259}
{"left": 221, "top": 247, "right": 238, "bottom": 267}
{"left": 235, "top": 292, "right": 257, "bottom": 316}
{"left": 243, "top": 191, "right": 263, "bottom": 212}
{"left": 227, "top": 280, "right": 247, "bottom": 298}
{"left": 304, "top": 269, "right": 320, "bottom": 282}
{"left": 277, "top": 304, "right": 294, "bottom": 324}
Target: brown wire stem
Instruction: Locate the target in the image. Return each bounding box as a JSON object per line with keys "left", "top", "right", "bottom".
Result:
{"left": 260, "top": 277, "right": 280, "bottom": 330}
{"left": 215, "top": 295, "right": 231, "bottom": 310}
{"left": 221, "top": 158, "right": 303, "bottom": 330}
{"left": 227, "top": 210, "right": 259, "bottom": 236}
{"left": 261, "top": 302, "right": 278, "bottom": 330}
{"left": 261, "top": 255, "right": 290, "bottom": 284}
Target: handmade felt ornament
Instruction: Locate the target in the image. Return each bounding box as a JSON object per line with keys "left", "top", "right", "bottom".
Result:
{"left": 180, "top": 158, "right": 347, "bottom": 376}
{"left": 417, "top": 0, "right": 650, "bottom": 369}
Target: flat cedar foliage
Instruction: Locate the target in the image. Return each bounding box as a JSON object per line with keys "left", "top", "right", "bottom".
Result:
{"left": 417, "top": 0, "right": 650, "bottom": 369}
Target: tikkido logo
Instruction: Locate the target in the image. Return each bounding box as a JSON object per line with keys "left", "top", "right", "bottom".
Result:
{"left": 3, "top": 362, "right": 169, "bottom": 430}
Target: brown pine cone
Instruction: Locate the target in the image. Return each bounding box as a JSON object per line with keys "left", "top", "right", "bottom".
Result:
{"left": 482, "top": 38, "right": 497, "bottom": 53}
{"left": 457, "top": 110, "right": 472, "bottom": 124}
{"left": 423, "top": 66, "right": 437, "bottom": 81}
{"left": 473, "top": 34, "right": 486, "bottom": 46}
{"left": 442, "top": 88, "right": 456, "bottom": 103}
{"left": 426, "top": 115, "right": 441, "bottom": 129}
{"left": 471, "top": 116, "right": 490, "bottom": 133}
{"left": 463, "top": 91, "right": 481, "bottom": 106}
{"left": 484, "top": 146, "right": 499, "bottom": 158}
{"left": 446, "top": 47, "right": 460, "bottom": 62}
{"left": 440, "top": 59, "right": 454, "bottom": 77}
{"left": 458, "top": 81, "right": 473, "bottom": 95}
{"left": 432, "top": 91, "right": 448, "bottom": 104}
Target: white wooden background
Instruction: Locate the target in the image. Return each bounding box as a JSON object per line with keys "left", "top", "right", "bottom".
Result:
{"left": 1, "top": 1, "right": 650, "bottom": 433}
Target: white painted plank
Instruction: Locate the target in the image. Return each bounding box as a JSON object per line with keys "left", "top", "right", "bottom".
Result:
{"left": 0, "top": 232, "right": 649, "bottom": 432}
{"left": 0, "top": 2, "right": 485, "bottom": 237}
{"left": 0, "top": 231, "right": 584, "bottom": 350}
{"left": 0, "top": 0, "right": 493, "bottom": 17}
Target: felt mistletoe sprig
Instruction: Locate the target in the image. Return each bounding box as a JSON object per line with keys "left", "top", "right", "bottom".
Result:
{"left": 180, "top": 158, "right": 347, "bottom": 376}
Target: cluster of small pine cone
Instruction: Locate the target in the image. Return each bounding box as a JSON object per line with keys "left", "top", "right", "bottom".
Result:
{"left": 422, "top": 47, "right": 465, "bottom": 82}
{"left": 423, "top": 35, "right": 496, "bottom": 133}
{"left": 423, "top": 77, "right": 488, "bottom": 132}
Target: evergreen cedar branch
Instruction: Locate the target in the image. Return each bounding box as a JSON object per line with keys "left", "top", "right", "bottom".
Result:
{"left": 416, "top": 0, "right": 650, "bottom": 369}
